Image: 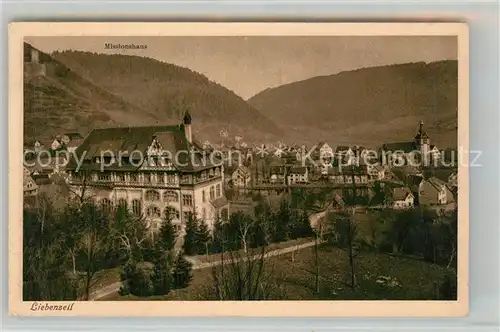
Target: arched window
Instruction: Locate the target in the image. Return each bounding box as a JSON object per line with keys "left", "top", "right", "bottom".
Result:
{"left": 163, "top": 190, "right": 179, "bottom": 202}
{"left": 164, "top": 207, "right": 180, "bottom": 220}
{"left": 117, "top": 198, "right": 127, "bottom": 209}
{"left": 132, "top": 199, "right": 142, "bottom": 216}
{"left": 215, "top": 167, "right": 221, "bottom": 176}
{"left": 100, "top": 198, "right": 112, "bottom": 213}
{"left": 146, "top": 205, "right": 161, "bottom": 218}
{"left": 145, "top": 190, "right": 160, "bottom": 201}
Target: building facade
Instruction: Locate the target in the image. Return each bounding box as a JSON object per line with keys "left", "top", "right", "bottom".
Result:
{"left": 66, "top": 112, "right": 229, "bottom": 233}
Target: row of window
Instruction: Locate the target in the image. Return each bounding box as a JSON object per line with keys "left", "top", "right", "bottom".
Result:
{"left": 145, "top": 190, "right": 179, "bottom": 202}
{"left": 94, "top": 172, "right": 179, "bottom": 184}
{"left": 74, "top": 169, "right": 222, "bottom": 185}
{"left": 201, "top": 184, "right": 222, "bottom": 203}
{"left": 327, "top": 175, "right": 369, "bottom": 184}
{"left": 198, "top": 168, "right": 221, "bottom": 180}
{"left": 100, "top": 198, "right": 184, "bottom": 220}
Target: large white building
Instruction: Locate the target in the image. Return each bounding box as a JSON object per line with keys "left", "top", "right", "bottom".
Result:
{"left": 67, "top": 111, "right": 229, "bottom": 233}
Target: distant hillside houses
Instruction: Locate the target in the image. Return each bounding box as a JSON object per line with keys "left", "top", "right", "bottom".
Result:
{"left": 26, "top": 132, "right": 84, "bottom": 155}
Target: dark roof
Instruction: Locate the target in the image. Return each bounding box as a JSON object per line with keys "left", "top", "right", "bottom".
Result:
{"left": 64, "top": 132, "right": 84, "bottom": 140}
{"left": 211, "top": 196, "right": 229, "bottom": 209}
{"left": 67, "top": 138, "right": 84, "bottom": 148}
{"left": 393, "top": 187, "right": 413, "bottom": 201}
{"left": 335, "top": 145, "right": 351, "bottom": 153}
{"left": 382, "top": 141, "right": 417, "bottom": 154}
{"left": 183, "top": 110, "right": 192, "bottom": 125}
{"left": 289, "top": 166, "right": 307, "bottom": 174}
{"left": 414, "top": 121, "right": 429, "bottom": 140}
{"left": 235, "top": 165, "right": 251, "bottom": 175}
{"left": 341, "top": 165, "right": 368, "bottom": 175}
{"left": 67, "top": 125, "right": 217, "bottom": 172}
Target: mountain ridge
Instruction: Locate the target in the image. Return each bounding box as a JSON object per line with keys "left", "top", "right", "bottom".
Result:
{"left": 248, "top": 60, "right": 458, "bottom": 148}
{"left": 50, "top": 50, "right": 282, "bottom": 143}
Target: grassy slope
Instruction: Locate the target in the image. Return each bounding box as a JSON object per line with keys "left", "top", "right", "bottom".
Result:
{"left": 248, "top": 61, "right": 458, "bottom": 148}
{"left": 24, "top": 44, "right": 162, "bottom": 144}
{"left": 101, "top": 244, "right": 447, "bottom": 301}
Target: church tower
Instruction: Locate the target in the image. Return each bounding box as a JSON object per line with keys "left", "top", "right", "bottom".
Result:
{"left": 183, "top": 110, "right": 192, "bottom": 144}
{"left": 414, "top": 120, "right": 430, "bottom": 165}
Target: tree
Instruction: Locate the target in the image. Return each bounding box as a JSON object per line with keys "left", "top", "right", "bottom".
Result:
{"left": 273, "top": 199, "right": 292, "bottom": 242}
{"left": 77, "top": 202, "right": 112, "bottom": 300}
{"left": 210, "top": 246, "right": 284, "bottom": 300}
{"left": 120, "top": 260, "right": 155, "bottom": 297}
{"left": 383, "top": 209, "right": 420, "bottom": 254}
{"left": 291, "top": 210, "right": 314, "bottom": 239}
{"left": 112, "top": 205, "right": 149, "bottom": 261}
{"left": 151, "top": 251, "right": 174, "bottom": 295}
{"left": 211, "top": 216, "right": 227, "bottom": 254}
{"left": 332, "top": 209, "right": 359, "bottom": 288}
{"left": 157, "top": 207, "right": 177, "bottom": 252}
{"left": 23, "top": 199, "right": 78, "bottom": 301}
{"left": 196, "top": 219, "right": 211, "bottom": 256}
{"left": 172, "top": 251, "right": 193, "bottom": 289}
{"left": 183, "top": 213, "right": 198, "bottom": 255}
{"left": 438, "top": 269, "right": 457, "bottom": 300}
{"left": 228, "top": 211, "right": 256, "bottom": 252}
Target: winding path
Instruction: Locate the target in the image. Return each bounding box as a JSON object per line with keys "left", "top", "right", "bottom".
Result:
{"left": 89, "top": 239, "right": 324, "bottom": 300}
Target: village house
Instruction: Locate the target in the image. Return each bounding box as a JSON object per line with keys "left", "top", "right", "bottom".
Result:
{"left": 61, "top": 132, "right": 85, "bottom": 152}
{"left": 66, "top": 111, "right": 229, "bottom": 233}
{"left": 26, "top": 155, "right": 68, "bottom": 184}
{"left": 334, "top": 145, "right": 357, "bottom": 166}
{"left": 391, "top": 187, "right": 415, "bottom": 209}
{"left": 417, "top": 177, "right": 454, "bottom": 206}
{"left": 448, "top": 172, "right": 458, "bottom": 188}
{"left": 231, "top": 165, "right": 251, "bottom": 188}
{"left": 51, "top": 137, "right": 62, "bottom": 151}
{"left": 287, "top": 165, "right": 309, "bottom": 184}
{"left": 268, "top": 159, "right": 287, "bottom": 184}
{"left": 23, "top": 167, "right": 39, "bottom": 207}
{"left": 367, "top": 164, "right": 386, "bottom": 181}
{"left": 317, "top": 142, "right": 334, "bottom": 175}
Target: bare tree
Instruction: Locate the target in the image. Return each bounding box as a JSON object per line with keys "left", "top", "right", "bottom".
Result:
{"left": 330, "top": 209, "right": 359, "bottom": 289}
{"left": 75, "top": 203, "right": 110, "bottom": 300}
{"left": 210, "top": 245, "right": 283, "bottom": 300}
{"left": 67, "top": 170, "right": 94, "bottom": 204}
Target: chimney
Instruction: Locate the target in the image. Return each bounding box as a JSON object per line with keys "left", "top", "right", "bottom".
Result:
{"left": 183, "top": 110, "right": 192, "bottom": 144}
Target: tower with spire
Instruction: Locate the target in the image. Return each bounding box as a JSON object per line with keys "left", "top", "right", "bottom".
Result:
{"left": 414, "top": 120, "right": 430, "bottom": 165}
{"left": 183, "top": 109, "right": 192, "bottom": 143}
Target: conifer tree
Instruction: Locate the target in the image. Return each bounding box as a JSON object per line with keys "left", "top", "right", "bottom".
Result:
{"left": 151, "top": 251, "right": 174, "bottom": 295}
{"left": 211, "top": 216, "right": 227, "bottom": 253}
{"left": 158, "top": 207, "right": 177, "bottom": 252}
{"left": 274, "top": 199, "right": 292, "bottom": 242}
{"left": 172, "top": 251, "right": 193, "bottom": 289}
{"left": 196, "top": 219, "right": 211, "bottom": 256}
{"left": 183, "top": 213, "right": 198, "bottom": 255}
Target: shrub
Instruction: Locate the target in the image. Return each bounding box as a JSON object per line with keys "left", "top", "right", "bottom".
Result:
{"left": 120, "top": 260, "right": 155, "bottom": 297}
{"left": 151, "top": 252, "right": 174, "bottom": 295}
{"left": 172, "top": 252, "right": 193, "bottom": 289}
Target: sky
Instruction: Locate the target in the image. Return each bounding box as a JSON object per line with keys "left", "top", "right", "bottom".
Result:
{"left": 26, "top": 36, "right": 457, "bottom": 99}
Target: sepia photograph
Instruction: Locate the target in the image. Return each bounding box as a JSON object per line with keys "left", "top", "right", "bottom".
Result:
{"left": 9, "top": 22, "right": 469, "bottom": 317}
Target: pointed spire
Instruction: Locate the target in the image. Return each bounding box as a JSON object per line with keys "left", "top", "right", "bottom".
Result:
{"left": 415, "top": 120, "right": 429, "bottom": 140}
{"left": 183, "top": 109, "right": 192, "bottom": 125}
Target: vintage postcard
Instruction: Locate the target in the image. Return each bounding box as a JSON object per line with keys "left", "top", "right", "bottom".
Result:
{"left": 9, "top": 22, "right": 469, "bottom": 317}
